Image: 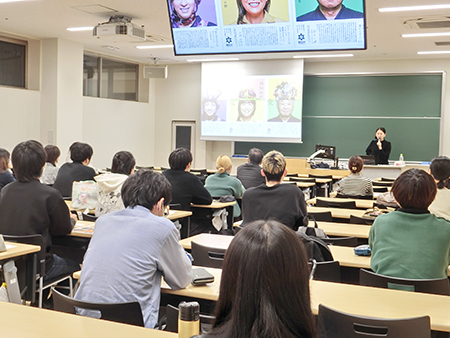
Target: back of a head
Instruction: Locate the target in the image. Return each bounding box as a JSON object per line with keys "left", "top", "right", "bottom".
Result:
{"left": 70, "top": 142, "right": 93, "bottom": 163}
{"left": 12, "top": 140, "right": 46, "bottom": 182}
{"left": 168, "top": 148, "right": 192, "bottom": 170}
{"left": 248, "top": 148, "right": 264, "bottom": 165}
{"left": 430, "top": 156, "right": 450, "bottom": 189}
{"left": 121, "top": 169, "right": 172, "bottom": 211}
{"left": 348, "top": 155, "right": 363, "bottom": 174}
{"left": 392, "top": 168, "right": 436, "bottom": 209}
{"left": 111, "top": 151, "right": 136, "bottom": 175}
{"left": 44, "top": 145, "right": 61, "bottom": 166}
{"left": 216, "top": 155, "right": 231, "bottom": 174}
{"left": 262, "top": 150, "right": 286, "bottom": 182}
{"left": 0, "top": 148, "right": 10, "bottom": 171}
{"left": 212, "top": 220, "right": 315, "bottom": 338}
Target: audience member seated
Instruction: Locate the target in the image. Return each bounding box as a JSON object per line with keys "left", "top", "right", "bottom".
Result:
{"left": 75, "top": 170, "right": 192, "bottom": 328}
{"left": 236, "top": 147, "right": 265, "bottom": 189}
{"left": 0, "top": 140, "right": 79, "bottom": 282}
{"left": 428, "top": 156, "right": 450, "bottom": 221}
{"left": 40, "top": 145, "right": 61, "bottom": 185}
{"left": 241, "top": 150, "right": 308, "bottom": 230}
{"left": 0, "top": 148, "right": 15, "bottom": 194}
{"left": 94, "top": 151, "right": 136, "bottom": 217}
{"left": 333, "top": 155, "right": 373, "bottom": 198}
{"left": 204, "top": 155, "right": 245, "bottom": 218}
{"left": 163, "top": 148, "right": 212, "bottom": 238}
{"left": 53, "top": 142, "right": 96, "bottom": 198}
{"left": 193, "top": 220, "right": 315, "bottom": 338}
{"left": 369, "top": 168, "right": 450, "bottom": 279}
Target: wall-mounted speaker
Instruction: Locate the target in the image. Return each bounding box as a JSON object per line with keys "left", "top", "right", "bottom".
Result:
{"left": 143, "top": 66, "right": 168, "bottom": 79}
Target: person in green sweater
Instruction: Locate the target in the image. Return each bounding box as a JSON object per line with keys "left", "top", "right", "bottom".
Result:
{"left": 204, "top": 155, "right": 245, "bottom": 218}
{"left": 369, "top": 168, "right": 450, "bottom": 279}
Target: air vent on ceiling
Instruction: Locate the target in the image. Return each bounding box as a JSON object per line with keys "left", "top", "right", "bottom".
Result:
{"left": 435, "top": 41, "right": 450, "bottom": 46}
{"left": 403, "top": 16, "right": 450, "bottom": 29}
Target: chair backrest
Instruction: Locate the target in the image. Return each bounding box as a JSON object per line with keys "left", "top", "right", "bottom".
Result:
{"left": 349, "top": 215, "right": 374, "bottom": 225}
{"left": 289, "top": 177, "right": 316, "bottom": 183}
{"left": 52, "top": 288, "right": 144, "bottom": 326}
{"left": 316, "top": 199, "right": 357, "bottom": 209}
{"left": 286, "top": 173, "right": 298, "bottom": 177}
{"left": 372, "top": 181, "right": 393, "bottom": 187}
{"left": 164, "top": 304, "right": 215, "bottom": 333}
{"left": 308, "top": 211, "right": 333, "bottom": 222}
{"left": 318, "top": 304, "right": 431, "bottom": 338}
{"left": 191, "top": 241, "right": 226, "bottom": 268}
{"left": 169, "top": 203, "right": 182, "bottom": 210}
{"left": 359, "top": 269, "right": 450, "bottom": 295}
{"left": 322, "top": 236, "right": 358, "bottom": 248}
{"left": 373, "top": 186, "right": 388, "bottom": 193}
{"left": 381, "top": 177, "right": 396, "bottom": 182}
{"left": 309, "top": 260, "right": 341, "bottom": 282}
{"left": 309, "top": 174, "right": 333, "bottom": 179}
{"left": 336, "top": 194, "right": 374, "bottom": 200}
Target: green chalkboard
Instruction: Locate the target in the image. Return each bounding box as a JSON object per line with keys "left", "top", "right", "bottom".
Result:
{"left": 235, "top": 74, "right": 442, "bottom": 162}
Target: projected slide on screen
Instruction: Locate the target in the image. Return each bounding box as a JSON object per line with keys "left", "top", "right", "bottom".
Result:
{"left": 166, "top": 0, "right": 366, "bottom": 55}
{"left": 201, "top": 75, "right": 303, "bottom": 143}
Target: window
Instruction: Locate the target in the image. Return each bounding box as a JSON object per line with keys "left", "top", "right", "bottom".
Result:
{"left": 0, "top": 39, "right": 26, "bottom": 88}
{"left": 83, "top": 54, "right": 138, "bottom": 101}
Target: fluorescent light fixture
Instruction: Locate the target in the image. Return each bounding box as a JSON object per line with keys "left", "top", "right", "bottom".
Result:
{"left": 418, "top": 50, "right": 450, "bottom": 55}
{"left": 293, "top": 53, "right": 353, "bottom": 58}
{"left": 67, "top": 27, "right": 94, "bottom": 32}
{"left": 403, "top": 32, "right": 450, "bottom": 38}
{"left": 186, "top": 58, "right": 239, "bottom": 62}
{"left": 136, "top": 45, "right": 173, "bottom": 49}
{"left": 379, "top": 4, "right": 450, "bottom": 12}
{"left": 0, "top": 0, "right": 28, "bottom": 2}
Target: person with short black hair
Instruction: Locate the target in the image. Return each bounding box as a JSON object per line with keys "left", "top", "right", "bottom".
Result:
{"left": 0, "top": 140, "right": 79, "bottom": 282}
{"left": 94, "top": 151, "right": 136, "bottom": 217}
{"left": 334, "top": 155, "right": 373, "bottom": 197}
{"left": 193, "top": 220, "right": 315, "bottom": 338}
{"left": 75, "top": 170, "right": 192, "bottom": 328}
{"left": 241, "top": 150, "right": 308, "bottom": 230}
{"left": 365, "top": 127, "right": 391, "bottom": 165}
{"left": 163, "top": 148, "right": 212, "bottom": 237}
{"left": 236, "top": 148, "right": 265, "bottom": 189}
{"left": 296, "top": 0, "right": 363, "bottom": 21}
{"left": 0, "top": 148, "right": 15, "bottom": 193}
{"left": 53, "top": 142, "right": 96, "bottom": 198}
{"left": 40, "top": 145, "right": 61, "bottom": 185}
{"left": 429, "top": 156, "right": 450, "bottom": 221}
{"left": 369, "top": 168, "right": 450, "bottom": 279}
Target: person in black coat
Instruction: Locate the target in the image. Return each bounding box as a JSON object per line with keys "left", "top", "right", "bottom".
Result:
{"left": 366, "top": 127, "right": 391, "bottom": 165}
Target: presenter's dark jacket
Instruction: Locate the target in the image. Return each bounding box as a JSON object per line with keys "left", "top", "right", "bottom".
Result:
{"left": 241, "top": 183, "right": 308, "bottom": 230}
{"left": 236, "top": 162, "right": 265, "bottom": 189}
{"left": 296, "top": 5, "right": 363, "bottom": 21}
{"left": 268, "top": 115, "right": 301, "bottom": 122}
{"left": 0, "top": 179, "right": 73, "bottom": 272}
{"left": 366, "top": 140, "right": 391, "bottom": 165}
{"left": 53, "top": 162, "right": 96, "bottom": 198}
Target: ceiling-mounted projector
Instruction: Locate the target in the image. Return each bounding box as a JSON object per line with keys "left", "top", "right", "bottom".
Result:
{"left": 93, "top": 15, "right": 146, "bottom": 41}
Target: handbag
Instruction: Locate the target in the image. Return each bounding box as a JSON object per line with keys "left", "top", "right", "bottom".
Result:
{"left": 297, "top": 214, "right": 328, "bottom": 239}
{"left": 71, "top": 180, "right": 98, "bottom": 210}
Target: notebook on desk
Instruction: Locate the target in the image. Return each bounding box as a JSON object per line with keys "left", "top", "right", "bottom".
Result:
{"left": 359, "top": 155, "right": 375, "bottom": 165}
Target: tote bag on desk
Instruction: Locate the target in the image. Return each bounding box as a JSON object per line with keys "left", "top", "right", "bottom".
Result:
{"left": 72, "top": 180, "right": 98, "bottom": 210}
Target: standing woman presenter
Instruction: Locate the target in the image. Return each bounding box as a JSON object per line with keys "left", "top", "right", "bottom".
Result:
{"left": 365, "top": 127, "right": 391, "bottom": 165}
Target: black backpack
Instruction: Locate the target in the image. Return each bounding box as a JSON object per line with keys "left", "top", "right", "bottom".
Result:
{"left": 296, "top": 231, "right": 333, "bottom": 263}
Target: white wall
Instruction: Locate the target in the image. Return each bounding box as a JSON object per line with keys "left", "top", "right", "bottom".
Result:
{"left": 154, "top": 59, "right": 450, "bottom": 170}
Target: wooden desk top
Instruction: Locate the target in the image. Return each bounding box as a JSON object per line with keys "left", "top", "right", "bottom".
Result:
{"left": 0, "top": 242, "right": 40, "bottom": 261}
{"left": 161, "top": 267, "right": 450, "bottom": 333}
{"left": 70, "top": 210, "right": 193, "bottom": 238}
{"left": 191, "top": 200, "right": 236, "bottom": 209}
{"left": 179, "top": 233, "right": 233, "bottom": 251}
{"left": 317, "top": 221, "right": 370, "bottom": 239}
{"left": 307, "top": 206, "right": 366, "bottom": 219}
{"left": 282, "top": 181, "right": 316, "bottom": 188}
{"left": 308, "top": 197, "right": 374, "bottom": 209}
{"left": 0, "top": 301, "right": 176, "bottom": 338}
{"left": 161, "top": 267, "right": 221, "bottom": 301}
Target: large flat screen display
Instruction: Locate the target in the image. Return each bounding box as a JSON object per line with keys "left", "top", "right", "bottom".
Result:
{"left": 201, "top": 59, "right": 304, "bottom": 143}
{"left": 167, "top": 0, "right": 366, "bottom": 55}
